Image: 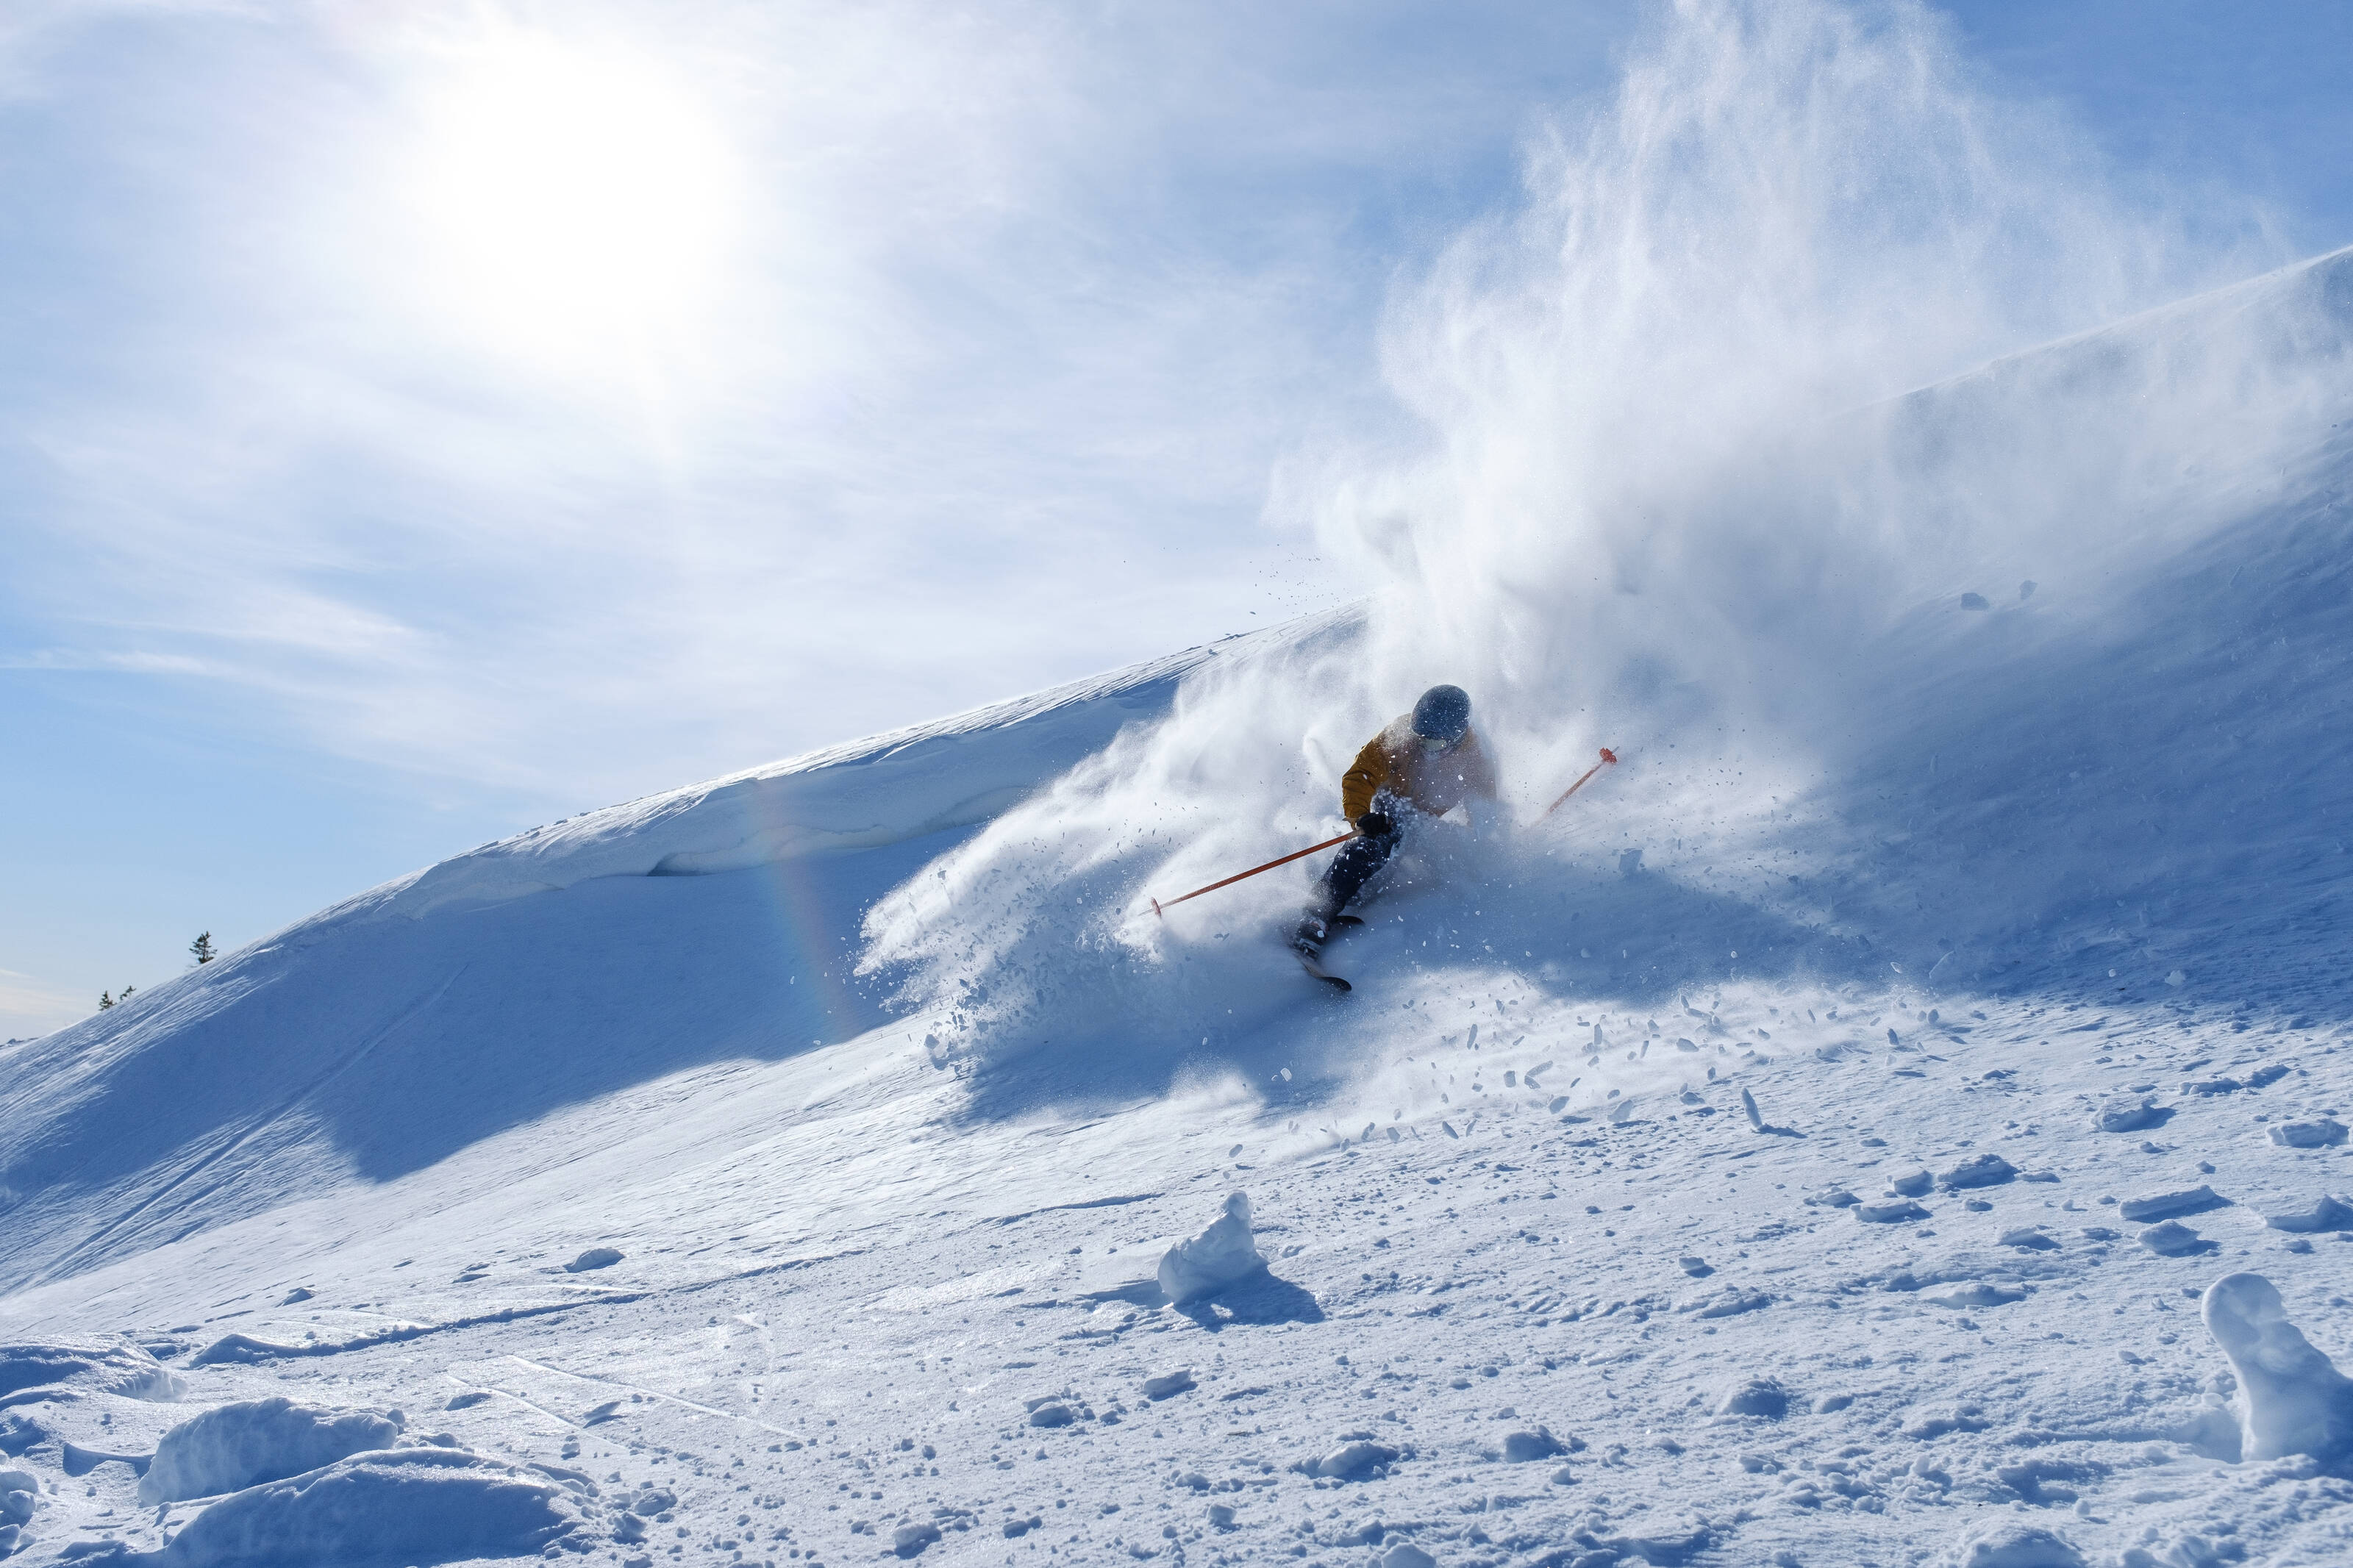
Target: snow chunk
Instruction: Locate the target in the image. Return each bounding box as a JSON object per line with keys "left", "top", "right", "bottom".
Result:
{"left": 1141, "top": 1370, "right": 1195, "bottom": 1400}
{"left": 142, "top": 1397, "right": 405, "bottom": 1503}
{"left": 1380, "top": 1545, "right": 1436, "bottom": 1568}
{"left": 2137, "top": 1221, "right": 2215, "bottom": 1256}
{"left": 2118, "top": 1185, "right": 2226, "bottom": 1222}
{"left": 1938, "top": 1153, "right": 2017, "bottom": 1191}
{"left": 563, "top": 1247, "right": 624, "bottom": 1272}
{"left": 1902, "top": 1405, "right": 1988, "bottom": 1439}
{"left": 1157, "top": 1192, "right": 1264, "bottom": 1304}
{"left": 1943, "top": 1520, "right": 2085, "bottom": 1567}
{"left": 1924, "top": 1282, "right": 2026, "bottom": 1309}
{"left": 2, "top": 1467, "right": 36, "bottom": 1541}
{"left": 1854, "top": 1200, "right": 1929, "bottom": 1224}
{"left": 146, "top": 1447, "right": 581, "bottom": 1567}
{"left": 1307, "top": 1440, "right": 1398, "bottom": 1481}
{"left": 2268, "top": 1118, "right": 2349, "bottom": 1148}
{"left": 1499, "top": 1429, "right": 1564, "bottom": 1462}
{"left": 1715, "top": 1378, "right": 1790, "bottom": 1420}
{"left": 1888, "top": 1170, "right": 1933, "bottom": 1197}
{"left": 2263, "top": 1195, "right": 2353, "bottom": 1234}
{"left": 1679, "top": 1287, "right": 1771, "bottom": 1319}
{"left": 2093, "top": 1095, "right": 2165, "bottom": 1133}
{"left": 2202, "top": 1272, "right": 2353, "bottom": 1465}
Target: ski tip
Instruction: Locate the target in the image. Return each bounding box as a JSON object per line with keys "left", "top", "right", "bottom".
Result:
{"left": 1600, "top": 747, "right": 1619, "bottom": 764}
{"left": 1294, "top": 945, "right": 1352, "bottom": 992}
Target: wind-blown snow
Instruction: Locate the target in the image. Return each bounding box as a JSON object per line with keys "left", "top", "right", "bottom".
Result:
{"left": 7, "top": 4, "right": 2353, "bottom": 1567}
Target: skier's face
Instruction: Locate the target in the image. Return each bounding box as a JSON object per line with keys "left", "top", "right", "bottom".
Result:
{"left": 1418, "top": 732, "right": 1461, "bottom": 756}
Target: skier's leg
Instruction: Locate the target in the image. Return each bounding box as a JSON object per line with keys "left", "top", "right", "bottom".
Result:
{"left": 1296, "top": 820, "right": 1401, "bottom": 949}
{"left": 1320, "top": 829, "right": 1399, "bottom": 917}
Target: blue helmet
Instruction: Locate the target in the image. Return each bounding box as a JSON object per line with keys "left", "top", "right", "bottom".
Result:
{"left": 1410, "top": 684, "right": 1471, "bottom": 744}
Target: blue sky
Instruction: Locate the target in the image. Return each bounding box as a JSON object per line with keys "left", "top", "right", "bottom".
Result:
{"left": 3, "top": 0, "right": 2349, "bottom": 1035}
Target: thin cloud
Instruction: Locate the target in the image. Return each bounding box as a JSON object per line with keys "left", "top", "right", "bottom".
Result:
{"left": 4, "top": 0, "right": 1609, "bottom": 807}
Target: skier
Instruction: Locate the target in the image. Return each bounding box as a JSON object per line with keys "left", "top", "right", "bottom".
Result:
{"left": 1293, "top": 684, "right": 1500, "bottom": 961}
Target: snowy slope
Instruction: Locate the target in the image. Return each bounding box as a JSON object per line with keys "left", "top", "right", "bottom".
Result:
{"left": 0, "top": 609, "right": 1358, "bottom": 1293}
{"left": 4, "top": 248, "right": 2353, "bottom": 1568}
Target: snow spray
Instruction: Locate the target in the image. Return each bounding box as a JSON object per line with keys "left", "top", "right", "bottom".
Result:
{"left": 865, "top": 0, "right": 2349, "bottom": 1062}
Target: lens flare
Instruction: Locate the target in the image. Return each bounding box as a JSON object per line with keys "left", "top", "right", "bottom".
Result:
{"left": 397, "top": 29, "right": 741, "bottom": 373}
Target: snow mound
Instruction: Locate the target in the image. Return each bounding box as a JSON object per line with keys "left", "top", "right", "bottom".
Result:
{"left": 0, "top": 1343, "right": 184, "bottom": 1403}
{"left": 1945, "top": 1521, "right": 2087, "bottom": 1568}
{"left": 1156, "top": 1192, "right": 1265, "bottom": 1304}
{"left": 1, "top": 1466, "right": 35, "bottom": 1556}
{"left": 2201, "top": 1272, "right": 2353, "bottom": 1467}
{"left": 139, "top": 1397, "right": 405, "bottom": 1504}
{"left": 142, "top": 1447, "right": 581, "bottom": 1567}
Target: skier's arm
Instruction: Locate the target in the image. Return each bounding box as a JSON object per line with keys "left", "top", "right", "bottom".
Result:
{"left": 1340, "top": 737, "right": 1390, "bottom": 822}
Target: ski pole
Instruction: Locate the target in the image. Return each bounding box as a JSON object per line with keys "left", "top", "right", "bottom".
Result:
{"left": 1540, "top": 748, "right": 1620, "bottom": 818}
{"left": 1150, "top": 831, "right": 1356, "bottom": 917}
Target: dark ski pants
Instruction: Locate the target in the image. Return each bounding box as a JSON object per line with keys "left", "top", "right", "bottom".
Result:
{"left": 1313, "top": 818, "right": 1403, "bottom": 919}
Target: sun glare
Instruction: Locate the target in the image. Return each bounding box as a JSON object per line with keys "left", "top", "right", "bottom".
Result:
{"left": 400, "top": 32, "right": 740, "bottom": 371}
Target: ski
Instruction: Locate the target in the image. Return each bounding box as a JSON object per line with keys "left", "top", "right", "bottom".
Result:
{"left": 1291, "top": 915, "right": 1363, "bottom": 991}
{"left": 1296, "top": 946, "right": 1352, "bottom": 991}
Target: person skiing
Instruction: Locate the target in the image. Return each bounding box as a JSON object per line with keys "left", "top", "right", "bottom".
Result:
{"left": 1293, "top": 684, "right": 1500, "bottom": 959}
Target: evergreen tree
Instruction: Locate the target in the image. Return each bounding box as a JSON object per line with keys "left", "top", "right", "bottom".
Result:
{"left": 120, "top": 984, "right": 135, "bottom": 1001}
{"left": 98, "top": 991, "right": 113, "bottom": 1010}
{"left": 190, "top": 931, "right": 216, "bottom": 965}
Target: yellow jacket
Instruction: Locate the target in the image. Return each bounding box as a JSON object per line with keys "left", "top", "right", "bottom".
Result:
{"left": 1341, "top": 716, "right": 1501, "bottom": 822}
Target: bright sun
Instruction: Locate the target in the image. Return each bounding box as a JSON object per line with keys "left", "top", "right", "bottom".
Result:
{"left": 400, "top": 32, "right": 740, "bottom": 370}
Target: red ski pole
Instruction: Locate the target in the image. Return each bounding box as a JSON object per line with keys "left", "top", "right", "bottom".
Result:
{"left": 1150, "top": 831, "right": 1356, "bottom": 917}
{"left": 1541, "top": 748, "right": 1620, "bottom": 818}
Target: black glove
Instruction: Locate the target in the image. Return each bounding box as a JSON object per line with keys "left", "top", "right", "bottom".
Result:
{"left": 1353, "top": 812, "right": 1394, "bottom": 839}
